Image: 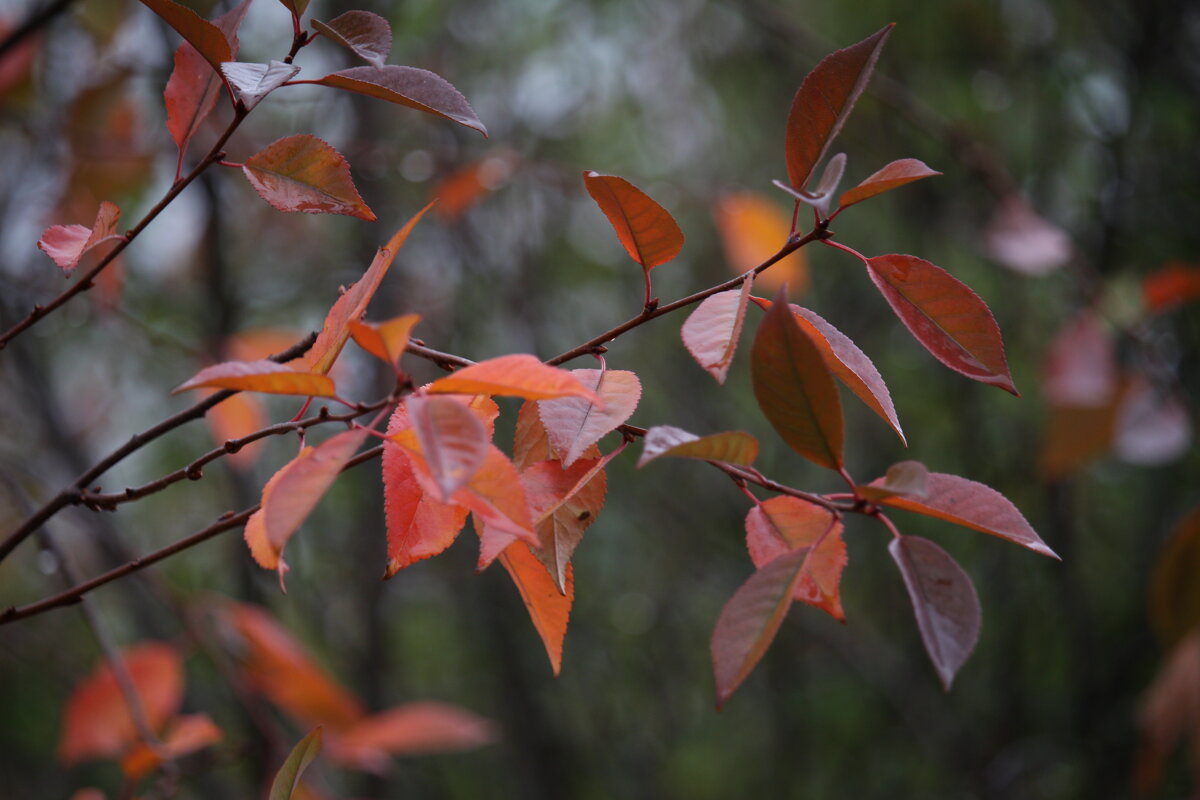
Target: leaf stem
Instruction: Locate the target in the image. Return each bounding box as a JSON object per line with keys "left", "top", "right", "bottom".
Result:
{"left": 821, "top": 237, "right": 871, "bottom": 266}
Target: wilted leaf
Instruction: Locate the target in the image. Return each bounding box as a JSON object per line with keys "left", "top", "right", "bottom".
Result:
{"left": 713, "top": 193, "right": 808, "bottom": 293}
{"left": 1143, "top": 262, "right": 1200, "bottom": 314}
{"left": 637, "top": 425, "right": 758, "bottom": 467}
{"left": 745, "top": 496, "right": 846, "bottom": 620}
{"left": 500, "top": 542, "right": 574, "bottom": 676}
{"left": 838, "top": 158, "right": 941, "bottom": 211}
{"left": 120, "top": 714, "right": 222, "bottom": 780}
{"left": 270, "top": 729, "right": 323, "bottom": 800}
{"left": 785, "top": 24, "right": 893, "bottom": 190}
{"left": 242, "top": 135, "right": 375, "bottom": 221}
{"left": 889, "top": 535, "right": 981, "bottom": 690}
{"left": 1149, "top": 506, "right": 1200, "bottom": 646}
{"left": 866, "top": 254, "right": 1018, "bottom": 394}
{"left": 328, "top": 703, "right": 496, "bottom": 772}
{"left": 348, "top": 314, "right": 421, "bottom": 366}
{"left": 537, "top": 369, "right": 640, "bottom": 467}
{"left": 750, "top": 289, "right": 844, "bottom": 469}
{"left": 711, "top": 547, "right": 810, "bottom": 708}
{"left": 875, "top": 472, "right": 1056, "bottom": 557}
{"left": 37, "top": 201, "right": 122, "bottom": 274}
{"left": 426, "top": 354, "right": 600, "bottom": 404}
{"left": 405, "top": 395, "right": 490, "bottom": 500}
{"left": 173, "top": 360, "right": 335, "bottom": 397}
{"left": 312, "top": 11, "right": 392, "bottom": 68}
{"left": 681, "top": 276, "right": 753, "bottom": 383}
{"left": 522, "top": 457, "right": 607, "bottom": 591}
{"left": 984, "top": 195, "right": 1072, "bottom": 276}
{"left": 1042, "top": 312, "right": 1117, "bottom": 407}
{"left": 307, "top": 66, "right": 486, "bottom": 135}
{"left": 858, "top": 460, "right": 928, "bottom": 502}
{"left": 221, "top": 61, "right": 301, "bottom": 111}
{"left": 1114, "top": 377, "right": 1192, "bottom": 466}
{"left": 138, "top": 0, "right": 232, "bottom": 69}
{"left": 582, "top": 171, "right": 684, "bottom": 276}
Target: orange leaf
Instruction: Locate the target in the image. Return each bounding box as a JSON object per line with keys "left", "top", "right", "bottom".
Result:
{"left": 785, "top": 24, "right": 893, "bottom": 190}
{"left": 349, "top": 314, "right": 421, "bottom": 366}
{"left": 500, "top": 542, "right": 573, "bottom": 676}
{"left": 750, "top": 288, "right": 843, "bottom": 470}
{"left": 537, "top": 368, "right": 640, "bottom": 467}
{"left": 713, "top": 193, "right": 808, "bottom": 293}
{"left": 1144, "top": 261, "right": 1200, "bottom": 314}
{"left": 37, "top": 201, "right": 122, "bottom": 274}
{"left": 431, "top": 151, "right": 518, "bottom": 219}
{"left": 582, "top": 171, "right": 684, "bottom": 272}
{"left": 59, "top": 642, "right": 183, "bottom": 765}
{"left": 138, "top": 0, "right": 232, "bottom": 70}
{"left": 242, "top": 135, "right": 375, "bottom": 221}
{"left": 311, "top": 11, "right": 392, "bottom": 68}
{"left": 681, "top": 276, "right": 753, "bottom": 384}
{"left": 457, "top": 445, "right": 538, "bottom": 564}
{"left": 308, "top": 66, "right": 487, "bottom": 135}
{"left": 426, "top": 354, "right": 601, "bottom": 404}
{"left": 405, "top": 394, "right": 490, "bottom": 500}
{"left": 522, "top": 457, "right": 608, "bottom": 591}
{"left": 837, "top": 158, "right": 941, "bottom": 210}
{"left": 637, "top": 425, "right": 758, "bottom": 467}
{"left": 120, "top": 713, "right": 222, "bottom": 780}
{"left": 327, "top": 702, "right": 496, "bottom": 771}
{"left": 173, "top": 359, "right": 335, "bottom": 397}
{"left": 866, "top": 254, "right": 1018, "bottom": 394}
{"left": 745, "top": 496, "right": 846, "bottom": 620}
{"left": 513, "top": 398, "right": 561, "bottom": 469}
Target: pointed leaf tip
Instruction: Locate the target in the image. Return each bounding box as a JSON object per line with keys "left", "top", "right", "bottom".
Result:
{"left": 242, "top": 135, "right": 375, "bottom": 221}
{"left": 583, "top": 171, "right": 684, "bottom": 273}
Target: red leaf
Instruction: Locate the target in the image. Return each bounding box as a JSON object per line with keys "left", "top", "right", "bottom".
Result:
{"left": 523, "top": 456, "right": 608, "bottom": 591}
{"left": 37, "top": 201, "right": 122, "bottom": 274}
{"left": 120, "top": 714, "right": 222, "bottom": 780}
{"left": 889, "top": 535, "right": 981, "bottom": 690}
{"left": 750, "top": 289, "right": 844, "bottom": 470}
{"left": 302, "top": 204, "right": 434, "bottom": 374}
{"left": 459, "top": 445, "right": 538, "bottom": 563}
{"left": 500, "top": 541, "right": 573, "bottom": 676}
{"left": 745, "top": 496, "right": 846, "bottom": 621}
{"left": 637, "top": 425, "right": 758, "bottom": 467}
{"left": 58, "top": 643, "right": 183, "bottom": 765}
{"left": 1143, "top": 261, "right": 1200, "bottom": 314}
{"left": 1042, "top": 311, "right": 1117, "bottom": 407}
{"left": 713, "top": 193, "right": 808, "bottom": 293}
{"left": 710, "top": 547, "right": 809, "bottom": 708}
{"left": 1149, "top": 505, "right": 1200, "bottom": 646}
{"left": 866, "top": 254, "right": 1017, "bottom": 394}
{"left": 328, "top": 702, "right": 496, "bottom": 771}
{"left": 242, "top": 135, "right": 375, "bottom": 221}
{"left": 857, "top": 460, "right": 928, "bottom": 502}
{"left": 582, "top": 171, "right": 684, "bottom": 273}
{"left": 837, "top": 158, "right": 941, "bottom": 210}
{"left": 348, "top": 314, "right": 421, "bottom": 366}
{"left": 681, "top": 276, "right": 753, "bottom": 384}
{"left": 427, "top": 355, "right": 601, "bottom": 404}
{"left": 173, "top": 359, "right": 335, "bottom": 397}
{"left": 537, "top": 368, "right": 640, "bottom": 467}
{"left": 307, "top": 66, "right": 486, "bottom": 135}
{"left": 312, "top": 11, "right": 392, "bottom": 68}
{"left": 785, "top": 24, "right": 893, "bottom": 190}
{"left": 405, "top": 395, "right": 490, "bottom": 500}
{"left": 874, "top": 472, "right": 1057, "bottom": 558}
{"left": 984, "top": 195, "right": 1072, "bottom": 276}
{"left": 138, "top": 0, "right": 232, "bottom": 70}
{"left": 221, "top": 61, "right": 300, "bottom": 111}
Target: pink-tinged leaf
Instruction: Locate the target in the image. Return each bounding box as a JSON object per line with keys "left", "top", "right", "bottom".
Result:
{"left": 537, "top": 369, "right": 640, "bottom": 467}
{"left": 302, "top": 204, "right": 434, "bottom": 374}
{"left": 681, "top": 276, "right": 753, "bottom": 384}
{"left": 427, "top": 355, "right": 601, "bottom": 404}
{"left": 523, "top": 456, "right": 608, "bottom": 591}
{"left": 785, "top": 24, "right": 893, "bottom": 190}
{"left": 244, "top": 428, "right": 370, "bottom": 586}
{"left": 874, "top": 472, "right": 1058, "bottom": 558}
{"left": 713, "top": 193, "right": 809, "bottom": 293}
{"left": 307, "top": 66, "right": 486, "bottom": 135}
{"left": 242, "top": 135, "right": 375, "bottom": 221}
{"left": 637, "top": 425, "right": 758, "bottom": 468}
{"left": 857, "top": 460, "right": 928, "bottom": 502}
{"left": 38, "top": 201, "right": 122, "bottom": 274}
{"left": 348, "top": 314, "right": 421, "bottom": 366}
{"left": 711, "top": 547, "right": 810, "bottom": 708}
{"left": 221, "top": 61, "right": 300, "bottom": 111}
{"left": 1042, "top": 312, "right": 1117, "bottom": 407}
{"left": 1114, "top": 377, "right": 1192, "bottom": 466}
{"left": 866, "top": 254, "right": 1018, "bottom": 395}
{"left": 582, "top": 171, "right": 684, "bottom": 273}
{"left": 500, "top": 542, "right": 573, "bottom": 676}
{"left": 838, "top": 158, "right": 941, "bottom": 210}
{"left": 173, "top": 359, "right": 335, "bottom": 397}
{"left": 889, "top": 536, "right": 981, "bottom": 690}
{"left": 745, "top": 496, "right": 846, "bottom": 621}
{"left": 461, "top": 445, "right": 538, "bottom": 561}
{"left": 405, "top": 394, "right": 490, "bottom": 500}
{"left": 312, "top": 11, "right": 391, "bottom": 68}
{"left": 1143, "top": 262, "right": 1200, "bottom": 314}
{"left": 513, "top": 398, "right": 561, "bottom": 469}
{"left": 120, "top": 713, "right": 222, "bottom": 780}
{"left": 269, "top": 728, "right": 322, "bottom": 800}
{"left": 138, "top": 0, "right": 232, "bottom": 69}
{"left": 750, "top": 289, "right": 844, "bottom": 470}
{"left": 983, "top": 195, "right": 1073, "bottom": 276}
{"left": 1149, "top": 506, "right": 1200, "bottom": 647}
{"left": 327, "top": 703, "right": 496, "bottom": 772}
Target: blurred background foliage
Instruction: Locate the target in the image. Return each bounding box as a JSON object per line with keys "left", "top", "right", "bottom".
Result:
{"left": 2, "top": 0, "right": 1199, "bottom": 797}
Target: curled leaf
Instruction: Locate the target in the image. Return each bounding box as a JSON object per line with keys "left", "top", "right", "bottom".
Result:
{"left": 637, "top": 425, "right": 758, "bottom": 468}
{"left": 838, "top": 158, "right": 941, "bottom": 210}
{"left": 308, "top": 66, "right": 486, "bottom": 135}
{"left": 173, "top": 360, "right": 335, "bottom": 397}
{"left": 221, "top": 61, "right": 300, "bottom": 110}
{"left": 348, "top": 314, "right": 421, "bottom": 366}
{"left": 427, "top": 355, "right": 601, "bottom": 404}
{"left": 38, "top": 202, "right": 122, "bottom": 274}
{"left": 242, "top": 134, "right": 375, "bottom": 221}
{"left": 312, "top": 11, "right": 392, "bottom": 68}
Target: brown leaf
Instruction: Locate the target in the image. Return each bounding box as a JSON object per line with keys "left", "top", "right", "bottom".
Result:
{"left": 37, "top": 201, "right": 122, "bottom": 274}
{"left": 838, "top": 158, "right": 941, "bottom": 210}
{"left": 745, "top": 496, "right": 846, "bottom": 620}
{"left": 583, "top": 171, "right": 684, "bottom": 273}
{"left": 426, "top": 354, "right": 601, "bottom": 404}
{"left": 173, "top": 359, "right": 335, "bottom": 398}
{"left": 308, "top": 66, "right": 486, "bottom": 135}
{"left": 312, "top": 11, "right": 392, "bottom": 68}
{"left": 681, "top": 276, "right": 753, "bottom": 384}
{"left": 637, "top": 425, "right": 758, "bottom": 468}
{"left": 242, "top": 135, "right": 375, "bottom": 221}
{"left": 537, "top": 369, "right": 640, "bottom": 467}
{"left": 500, "top": 542, "right": 574, "bottom": 676}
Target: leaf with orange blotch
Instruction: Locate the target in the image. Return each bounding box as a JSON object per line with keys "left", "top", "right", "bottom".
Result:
{"left": 873, "top": 472, "right": 1057, "bottom": 558}
{"left": 857, "top": 460, "right": 928, "bottom": 502}
{"left": 173, "top": 360, "right": 335, "bottom": 397}
{"left": 138, "top": 0, "right": 232, "bottom": 70}
{"left": 348, "top": 314, "right": 421, "bottom": 366}
{"left": 221, "top": 61, "right": 301, "bottom": 111}
{"left": 889, "top": 535, "right": 981, "bottom": 690}
{"left": 1149, "top": 506, "right": 1200, "bottom": 647}
{"left": 120, "top": 714, "right": 222, "bottom": 780}
{"left": 327, "top": 702, "right": 496, "bottom": 772}
{"left": 711, "top": 547, "right": 810, "bottom": 708}
{"left": 306, "top": 66, "right": 487, "bottom": 135}
{"left": 244, "top": 428, "right": 370, "bottom": 586}
{"left": 500, "top": 541, "right": 573, "bottom": 675}
{"left": 537, "top": 369, "right": 640, "bottom": 467}
{"left": 302, "top": 204, "right": 434, "bottom": 374}
{"left": 583, "top": 171, "right": 684, "bottom": 279}
{"left": 681, "top": 275, "right": 753, "bottom": 384}
{"left": 522, "top": 456, "right": 608, "bottom": 591}
{"left": 58, "top": 642, "right": 183, "bottom": 765}
{"left": 270, "top": 728, "right": 323, "bottom": 800}
{"left": 713, "top": 193, "right": 808, "bottom": 293}
{"left": 312, "top": 11, "right": 391, "bottom": 68}
{"left": 38, "top": 201, "right": 122, "bottom": 274}
{"left": 744, "top": 496, "right": 846, "bottom": 621}
{"left": 427, "top": 355, "right": 600, "bottom": 404}
{"left": 405, "top": 394, "right": 490, "bottom": 500}
{"left": 637, "top": 425, "right": 758, "bottom": 468}
{"left": 1042, "top": 311, "right": 1117, "bottom": 407}
{"left": 866, "top": 254, "right": 1018, "bottom": 394}
{"left": 1143, "top": 262, "right": 1200, "bottom": 314}
{"left": 221, "top": 603, "right": 365, "bottom": 730}
{"left": 242, "top": 135, "right": 375, "bottom": 221}
{"left": 785, "top": 25, "right": 893, "bottom": 190}
{"left": 750, "top": 288, "right": 843, "bottom": 470}
{"left": 984, "top": 195, "right": 1072, "bottom": 276}
{"left": 837, "top": 158, "right": 941, "bottom": 211}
